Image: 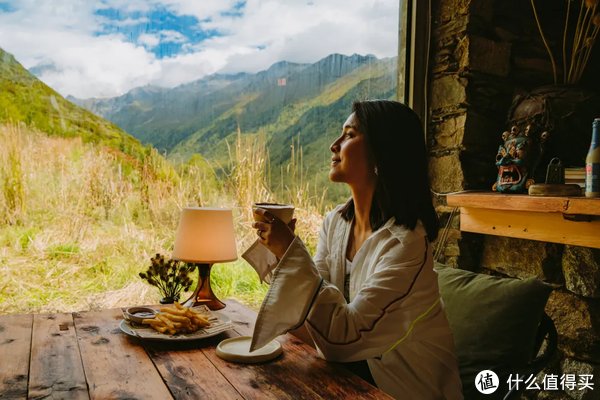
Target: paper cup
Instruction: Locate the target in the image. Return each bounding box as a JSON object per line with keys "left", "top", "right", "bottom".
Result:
{"left": 253, "top": 202, "right": 295, "bottom": 223}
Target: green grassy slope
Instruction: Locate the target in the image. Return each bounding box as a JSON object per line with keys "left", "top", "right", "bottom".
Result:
{"left": 171, "top": 57, "right": 397, "bottom": 203}
{"left": 0, "top": 47, "right": 148, "bottom": 160}
{"left": 69, "top": 53, "right": 398, "bottom": 204}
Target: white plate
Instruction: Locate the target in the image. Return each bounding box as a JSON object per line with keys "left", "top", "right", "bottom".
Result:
{"left": 216, "top": 336, "right": 282, "bottom": 363}
{"left": 119, "top": 310, "right": 234, "bottom": 341}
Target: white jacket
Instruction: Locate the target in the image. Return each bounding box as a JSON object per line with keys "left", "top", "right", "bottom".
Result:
{"left": 251, "top": 206, "right": 463, "bottom": 399}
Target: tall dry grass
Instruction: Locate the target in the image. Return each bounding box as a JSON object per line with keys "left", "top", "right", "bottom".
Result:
{"left": 0, "top": 123, "right": 325, "bottom": 314}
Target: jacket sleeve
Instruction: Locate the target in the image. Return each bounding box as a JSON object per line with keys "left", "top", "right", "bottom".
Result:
{"left": 306, "top": 234, "right": 433, "bottom": 362}
{"left": 313, "top": 210, "right": 332, "bottom": 282}
{"left": 251, "top": 218, "right": 437, "bottom": 362}
{"left": 249, "top": 211, "right": 333, "bottom": 351}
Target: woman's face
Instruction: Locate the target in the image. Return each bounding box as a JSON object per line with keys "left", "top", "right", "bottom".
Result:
{"left": 329, "top": 112, "right": 375, "bottom": 185}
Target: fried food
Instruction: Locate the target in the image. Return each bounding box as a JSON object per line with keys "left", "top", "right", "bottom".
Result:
{"left": 142, "top": 302, "right": 211, "bottom": 335}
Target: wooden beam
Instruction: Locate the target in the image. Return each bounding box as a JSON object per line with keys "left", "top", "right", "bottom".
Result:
{"left": 447, "top": 192, "right": 600, "bottom": 216}
{"left": 459, "top": 207, "right": 600, "bottom": 249}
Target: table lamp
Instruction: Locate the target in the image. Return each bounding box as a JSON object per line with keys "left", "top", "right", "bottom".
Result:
{"left": 172, "top": 207, "right": 237, "bottom": 310}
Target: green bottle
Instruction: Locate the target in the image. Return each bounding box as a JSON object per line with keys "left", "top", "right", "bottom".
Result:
{"left": 585, "top": 118, "right": 600, "bottom": 197}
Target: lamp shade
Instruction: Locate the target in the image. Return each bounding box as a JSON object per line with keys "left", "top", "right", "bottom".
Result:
{"left": 172, "top": 207, "right": 238, "bottom": 263}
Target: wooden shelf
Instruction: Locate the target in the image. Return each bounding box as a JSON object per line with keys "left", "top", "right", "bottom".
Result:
{"left": 446, "top": 191, "right": 600, "bottom": 249}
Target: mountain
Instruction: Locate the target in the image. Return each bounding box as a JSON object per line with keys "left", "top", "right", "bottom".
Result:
{"left": 73, "top": 53, "right": 398, "bottom": 201}
{"left": 0, "top": 47, "right": 147, "bottom": 160}
{"left": 71, "top": 62, "right": 308, "bottom": 152}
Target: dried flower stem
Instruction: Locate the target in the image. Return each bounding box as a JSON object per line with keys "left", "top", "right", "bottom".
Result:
{"left": 533, "top": 0, "right": 599, "bottom": 84}
{"left": 569, "top": 3, "right": 591, "bottom": 81}
{"left": 577, "top": 23, "right": 600, "bottom": 80}
{"left": 531, "top": 0, "right": 558, "bottom": 83}
{"left": 563, "top": 0, "right": 572, "bottom": 83}
{"left": 569, "top": 1, "right": 586, "bottom": 80}
{"left": 573, "top": 2, "right": 598, "bottom": 81}
{"left": 139, "top": 253, "right": 194, "bottom": 301}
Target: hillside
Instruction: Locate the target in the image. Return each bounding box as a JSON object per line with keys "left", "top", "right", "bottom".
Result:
{"left": 0, "top": 48, "right": 326, "bottom": 314}
{"left": 0, "top": 47, "right": 147, "bottom": 160}
{"left": 73, "top": 54, "right": 398, "bottom": 202}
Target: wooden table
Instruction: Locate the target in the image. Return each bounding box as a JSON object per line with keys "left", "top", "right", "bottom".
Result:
{"left": 0, "top": 300, "right": 391, "bottom": 399}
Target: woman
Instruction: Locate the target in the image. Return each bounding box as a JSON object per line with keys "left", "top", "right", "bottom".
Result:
{"left": 251, "top": 100, "right": 463, "bottom": 399}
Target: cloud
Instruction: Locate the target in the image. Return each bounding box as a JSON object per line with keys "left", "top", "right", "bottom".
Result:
{"left": 160, "top": 30, "right": 187, "bottom": 44}
{"left": 0, "top": 0, "right": 399, "bottom": 98}
{"left": 138, "top": 33, "right": 160, "bottom": 47}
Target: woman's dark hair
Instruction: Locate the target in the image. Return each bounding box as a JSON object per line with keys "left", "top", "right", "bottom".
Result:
{"left": 339, "top": 100, "right": 439, "bottom": 241}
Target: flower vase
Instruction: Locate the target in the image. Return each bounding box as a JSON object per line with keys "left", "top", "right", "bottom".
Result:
{"left": 159, "top": 296, "right": 177, "bottom": 304}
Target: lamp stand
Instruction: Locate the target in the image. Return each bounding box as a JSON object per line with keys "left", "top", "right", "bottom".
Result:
{"left": 183, "top": 263, "right": 225, "bottom": 310}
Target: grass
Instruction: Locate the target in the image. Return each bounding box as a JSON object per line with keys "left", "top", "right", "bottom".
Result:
{"left": 0, "top": 123, "right": 325, "bottom": 314}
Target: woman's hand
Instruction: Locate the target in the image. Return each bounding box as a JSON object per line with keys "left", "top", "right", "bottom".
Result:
{"left": 252, "top": 208, "right": 297, "bottom": 259}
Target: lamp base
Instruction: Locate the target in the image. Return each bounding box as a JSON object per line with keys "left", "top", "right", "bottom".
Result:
{"left": 182, "top": 263, "right": 226, "bottom": 310}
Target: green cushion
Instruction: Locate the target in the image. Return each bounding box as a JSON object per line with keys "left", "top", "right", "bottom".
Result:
{"left": 435, "top": 264, "right": 553, "bottom": 399}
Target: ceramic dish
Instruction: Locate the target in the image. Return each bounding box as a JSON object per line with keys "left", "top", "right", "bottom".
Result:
{"left": 216, "top": 336, "right": 282, "bottom": 363}
{"left": 122, "top": 306, "right": 158, "bottom": 324}
{"left": 120, "top": 311, "right": 233, "bottom": 341}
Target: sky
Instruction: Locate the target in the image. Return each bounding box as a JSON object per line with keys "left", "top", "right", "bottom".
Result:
{"left": 0, "top": 0, "right": 400, "bottom": 99}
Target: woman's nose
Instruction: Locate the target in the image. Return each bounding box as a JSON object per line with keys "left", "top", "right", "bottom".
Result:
{"left": 330, "top": 136, "right": 341, "bottom": 152}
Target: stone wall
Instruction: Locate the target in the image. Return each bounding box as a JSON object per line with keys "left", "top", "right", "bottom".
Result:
{"left": 428, "top": 0, "right": 600, "bottom": 399}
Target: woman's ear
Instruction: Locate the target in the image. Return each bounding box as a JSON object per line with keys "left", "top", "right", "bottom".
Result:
{"left": 288, "top": 218, "right": 297, "bottom": 232}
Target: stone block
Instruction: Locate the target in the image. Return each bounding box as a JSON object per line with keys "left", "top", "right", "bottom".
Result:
{"left": 560, "top": 358, "right": 599, "bottom": 400}
{"left": 464, "top": 74, "right": 514, "bottom": 117}
{"left": 443, "top": 242, "right": 461, "bottom": 257}
{"left": 536, "top": 390, "right": 570, "bottom": 400}
{"left": 481, "top": 236, "right": 564, "bottom": 284}
{"left": 528, "top": 350, "right": 566, "bottom": 400}
{"left": 432, "top": 114, "right": 466, "bottom": 148}
{"left": 457, "top": 232, "right": 484, "bottom": 271}
{"left": 437, "top": 0, "right": 470, "bottom": 24}
{"left": 461, "top": 156, "right": 498, "bottom": 190}
{"left": 545, "top": 290, "right": 600, "bottom": 362}
{"left": 463, "top": 111, "right": 504, "bottom": 151}
{"left": 467, "top": 36, "right": 512, "bottom": 77}
{"left": 562, "top": 246, "right": 600, "bottom": 299}
{"left": 468, "top": 0, "right": 493, "bottom": 24}
{"left": 431, "top": 76, "right": 467, "bottom": 110}
{"left": 512, "top": 57, "right": 555, "bottom": 87}
{"left": 428, "top": 152, "right": 464, "bottom": 193}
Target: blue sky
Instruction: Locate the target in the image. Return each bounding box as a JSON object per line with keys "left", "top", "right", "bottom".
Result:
{"left": 0, "top": 2, "right": 15, "bottom": 12}
{"left": 0, "top": 0, "right": 399, "bottom": 98}
{"left": 94, "top": 5, "right": 221, "bottom": 58}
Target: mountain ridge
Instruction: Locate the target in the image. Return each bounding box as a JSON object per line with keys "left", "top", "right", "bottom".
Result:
{"left": 69, "top": 52, "right": 399, "bottom": 202}
{"left": 71, "top": 53, "right": 394, "bottom": 153}
{"left": 0, "top": 46, "right": 148, "bottom": 161}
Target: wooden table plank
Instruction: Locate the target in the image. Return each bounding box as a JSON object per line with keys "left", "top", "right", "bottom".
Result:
{"left": 274, "top": 335, "right": 393, "bottom": 400}
{"left": 29, "top": 313, "right": 89, "bottom": 399}
{"left": 0, "top": 314, "right": 32, "bottom": 400}
{"left": 142, "top": 337, "right": 244, "bottom": 400}
{"left": 0, "top": 300, "right": 392, "bottom": 400}
{"left": 203, "top": 332, "right": 392, "bottom": 400}
{"left": 202, "top": 343, "right": 324, "bottom": 400}
{"left": 141, "top": 301, "right": 251, "bottom": 399}
{"left": 74, "top": 309, "right": 174, "bottom": 400}
{"left": 202, "top": 300, "right": 393, "bottom": 400}
{"left": 222, "top": 300, "right": 256, "bottom": 336}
